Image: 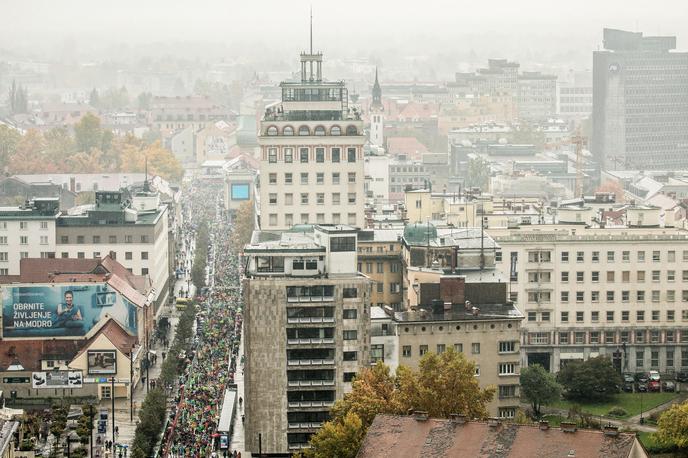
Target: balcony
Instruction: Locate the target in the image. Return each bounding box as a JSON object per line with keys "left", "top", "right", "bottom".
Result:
{"left": 288, "top": 422, "right": 323, "bottom": 429}
{"left": 287, "top": 380, "right": 336, "bottom": 387}
{"left": 288, "top": 338, "right": 335, "bottom": 345}
{"left": 288, "top": 401, "right": 335, "bottom": 409}
{"left": 287, "top": 317, "right": 336, "bottom": 324}
{"left": 288, "top": 359, "right": 336, "bottom": 367}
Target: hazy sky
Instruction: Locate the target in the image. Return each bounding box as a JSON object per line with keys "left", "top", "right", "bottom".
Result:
{"left": 1, "top": 0, "right": 686, "bottom": 65}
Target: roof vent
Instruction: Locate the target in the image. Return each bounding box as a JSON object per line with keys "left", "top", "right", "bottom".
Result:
{"left": 414, "top": 411, "right": 428, "bottom": 421}
{"left": 603, "top": 425, "right": 619, "bottom": 437}
{"left": 567, "top": 450, "right": 575, "bottom": 457}
{"left": 560, "top": 422, "right": 577, "bottom": 433}
{"left": 538, "top": 420, "right": 549, "bottom": 430}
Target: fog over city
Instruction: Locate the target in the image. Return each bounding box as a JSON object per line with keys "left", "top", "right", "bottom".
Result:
{"left": 1, "top": 1, "right": 688, "bottom": 457}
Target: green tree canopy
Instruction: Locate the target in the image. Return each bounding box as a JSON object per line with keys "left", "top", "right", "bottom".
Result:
{"left": 556, "top": 356, "right": 621, "bottom": 402}
{"left": 520, "top": 364, "right": 561, "bottom": 417}
{"left": 656, "top": 401, "right": 688, "bottom": 448}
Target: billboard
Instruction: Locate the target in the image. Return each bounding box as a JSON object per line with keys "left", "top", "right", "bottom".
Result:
{"left": 231, "top": 183, "right": 250, "bottom": 200}
{"left": 88, "top": 350, "right": 117, "bottom": 375}
{"left": 2, "top": 284, "right": 138, "bottom": 338}
{"left": 32, "top": 370, "right": 83, "bottom": 389}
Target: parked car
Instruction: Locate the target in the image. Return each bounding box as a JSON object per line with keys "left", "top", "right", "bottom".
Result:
{"left": 662, "top": 381, "right": 676, "bottom": 392}
{"left": 622, "top": 382, "right": 634, "bottom": 393}
{"left": 677, "top": 371, "right": 688, "bottom": 382}
{"left": 649, "top": 370, "right": 661, "bottom": 381}
{"left": 635, "top": 372, "right": 649, "bottom": 383}
{"left": 636, "top": 382, "right": 648, "bottom": 392}
{"left": 648, "top": 380, "right": 661, "bottom": 392}
{"left": 623, "top": 373, "right": 635, "bottom": 383}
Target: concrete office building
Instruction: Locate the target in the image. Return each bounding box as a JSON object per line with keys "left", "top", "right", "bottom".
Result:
{"left": 357, "top": 229, "right": 404, "bottom": 309}
{"left": 258, "top": 45, "right": 365, "bottom": 230}
{"left": 592, "top": 28, "right": 688, "bottom": 171}
{"left": 490, "top": 215, "right": 688, "bottom": 374}
{"left": 243, "top": 225, "right": 371, "bottom": 454}
{"left": 55, "top": 189, "right": 170, "bottom": 312}
{"left": 518, "top": 72, "right": 557, "bottom": 121}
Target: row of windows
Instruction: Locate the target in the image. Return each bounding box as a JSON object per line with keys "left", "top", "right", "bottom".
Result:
{"left": 358, "top": 262, "right": 401, "bottom": 274}
{"left": 0, "top": 221, "right": 50, "bottom": 230}
{"left": 529, "top": 289, "right": 688, "bottom": 303}
{"left": 265, "top": 124, "right": 358, "bottom": 137}
{"left": 556, "top": 249, "right": 680, "bottom": 263}
{"left": 545, "top": 330, "right": 688, "bottom": 347}
{"left": 60, "top": 235, "right": 151, "bottom": 244}
{"left": 268, "top": 192, "right": 357, "bottom": 206}
{"left": 530, "top": 309, "right": 688, "bottom": 323}
{"left": 1, "top": 235, "right": 50, "bottom": 245}
{"left": 371, "top": 282, "right": 402, "bottom": 294}
{"left": 267, "top": 212, "right": 358, "bottom": 226}
{"left": 266, "top": 146, "right": 358, "bottom": 163}
{"left": 558, "top": 269, "right": 688, "bottom": 283}
{"left": 267, "top": 171, "right": 356, "bottom": 186}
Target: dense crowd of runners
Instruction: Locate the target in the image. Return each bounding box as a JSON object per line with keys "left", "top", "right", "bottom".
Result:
{"left": 163, "top": 181, "right": 244, "bottom": 457}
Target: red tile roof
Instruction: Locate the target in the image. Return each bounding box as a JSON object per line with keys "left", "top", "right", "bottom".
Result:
{"left": 357, "top": 415, "right": 646, "bottom": 458}
{"left": 0, "top": 339, "right": 82, "bottom": 371}
{"left": 72, "top": 318, "right": 138, "bottom": 361}
{"left": 386, "top": 137, "right": 429, "bottom": 160}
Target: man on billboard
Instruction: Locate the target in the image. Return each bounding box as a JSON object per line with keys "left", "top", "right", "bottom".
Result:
{"left": 52, "top": 291, "right": 84, "bottom": 329}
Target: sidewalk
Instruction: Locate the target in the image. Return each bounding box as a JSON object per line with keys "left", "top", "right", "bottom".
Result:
{"left": 229, "top": 324, "right": 250, "bottom": 457}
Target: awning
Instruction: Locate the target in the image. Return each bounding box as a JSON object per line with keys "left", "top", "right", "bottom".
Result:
{"left": 560, "top": 352, "right": 585, "bottom": 360}
{"left": 217, "top": 388, "right": 238, "bottom": 433}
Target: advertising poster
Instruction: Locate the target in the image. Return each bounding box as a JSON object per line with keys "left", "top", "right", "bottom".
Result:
{"left": 88, "top": 350, "right": 117, "bottom": 375}
{"left": 2, "top": 284, "right": 138, "bottom": 338}
{"left": 231, "top": 183, "right": 250, "bottom": 200}
{"left": 32, "top": 370, "right": 83, "bottom": 389}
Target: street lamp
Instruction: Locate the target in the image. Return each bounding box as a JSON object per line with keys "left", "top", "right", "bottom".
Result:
{"left": 66, "top": 430, "right": 79, "bottom": 458}
{"left": 640, "top": 389, "right": 645, "bottom": 424}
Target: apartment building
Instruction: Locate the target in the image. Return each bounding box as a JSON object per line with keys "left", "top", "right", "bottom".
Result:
{"left": 490, "top": 219, "right": 688, "bottom": 374}
{"left": 517, "top": 72, "right": 557, "bottom": 121}
{"left": 243, "top": 225, "right": 371, "bottom": 454}
{"left": 357, "top": 229, "right": 404, "bottom": 309}
{"left": 55, "top": 190, "right": 170, "bottom": 312}
{"left": 258, "top": 48, "right": 365, "bottom": 230}
{"left": 0, "top": 197, "right": 59, "bottom": 275}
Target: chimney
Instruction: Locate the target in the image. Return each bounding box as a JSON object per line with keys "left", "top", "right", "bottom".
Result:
{"left": 487, "top": 417, "right": 501, "bottom": 428}
{"left": 603, "top": 425, "right": 619, "bottom": 437}
{"left": 538, "top": 420, "right": 549, "bottom": 430}
{"left": 449, "top": 413, "right": 467, "bottom": 425}
{"left": 440, "top": 276, "right": 465, "bottom": 305}
{"left": 414, "top": 411, "right": 429, "bottom": 422}
{"left": 560, "top": 422, "right": 577, "bottom": 433}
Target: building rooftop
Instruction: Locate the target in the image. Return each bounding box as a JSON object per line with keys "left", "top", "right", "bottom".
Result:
{"left": 394, "top": 301, "right": 521, "bottom": 323}
{"left": 357, "top": 414, "right": 646, "bottom": 458}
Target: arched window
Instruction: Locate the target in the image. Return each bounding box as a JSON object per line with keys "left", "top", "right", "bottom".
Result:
{"left": 314, "top": 125, "right": 326, "bottom": 136}
{"left": 283, "top": 125, "right": 294, "bottom": 136}
{"left": 298, "top": 125, "right": 310, "bottom": 136}
{"left": 346, "top": 125, "right": 358, "bottom": 136}
{"left": 330, "top": 125, "right": 341, "bottom": 136}
{"left": 266, "top": 125, "right": 278, "bottom": 136}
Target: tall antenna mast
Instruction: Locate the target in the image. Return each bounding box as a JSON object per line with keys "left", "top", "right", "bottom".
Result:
{"left": 310, "top": 6, "right": 313, "bottom": 54}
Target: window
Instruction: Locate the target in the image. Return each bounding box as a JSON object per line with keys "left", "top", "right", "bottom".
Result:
{"left": 436, "top": 344, "right": 446, "bottom": 354}
{"left": 77, "top": 252, "right": 85, "bottom": 259}
{"left": 19, "top": 221, "right": 28, "bottom": 230}
{"left": 332, "top": 173, "right": 340, "bottom": 185}
{"left": 637, "top": 310, "right": 645, "bottom": 321}
{"left": 652, "top": 290, "right": 660, "bottom": 302}
{"left": 77, "top": 235, "right": 85, "bottom": 244}
{"left": 607, "top": 251, "right": 615, "bottom": 262}
{"left": 651, "top": 330, "right": 660, "bottom": 344}
{"left": 668, "top": 310, "right": 675, "bottom": 321}
{"left": 471, "top": 343, "right": 480, "bottom": 354}
{"left": 669, "top": 250, "right": 676, "bottom": 262}
{"left": 576, "top": 251, "right": 584, "bottom": 262}
{"left": 343, "top": 309, "right": 357, "bottom": 319}
{"left": 140, "top": 235, "right": 149, "bottom": 243}
{"left": 317, "top": 193, "right": 325, "bottom": 205}
{"left": 284, "top": 148, "right": 293, "bottom": 162}
{"left": 561, "top": 271, "right": 569, "bottom": 282}
{"left": 0, "top": 252, "right": 7, "bottom": 262}
{"left": 527, "top": 311, "right": 536, "bottom": 322}
{"left": 592, "top": 251, "right": 599, "bottom": 262}
{"left": 315, "top": 148, "right": 325, "bottom": 162}
{"left": 343, "top": 351, "right": 357, "bottom": 361}
{"left": 559, "top": 332, "right": 569, "bottom": 344}
{"left": 285, "top": 194, "right": 293, "bottom": 205}
{"left": 347, "top": 147, "right": 357, "bottom": 162}
{"left": 348, "top": 172, "right": 356, "bottom": 183}
{"left": 576, "top": 311, "right": 584, "bottom": 322}
{"left": 561, "top": 311, "right": 569, "bottom": 322}
{"left": 125, "top": 252, "right": 133, "bottom": 260}
{"left": 499, "top": 341, "right": 516, "bottom": 353}
{"left": 332, "top": 193, "right": 340, "bottom": 205}
{"left": 574, "top": 332, "right": 585, "bottom": 344}
{"left": 285, "top": 173, "right": 293, "bottom": 185}
{"left": 141, "top": 268, "right": 148, "bottom": 275}
{"left": 591, "top": 311, "right": 599, "bottom": 322}
{"left": 332, "top": 213, "right": 340, "bottom": 224}
{"left": 591, "top": 291, "right": 599, "bottom": 302}
{"left": 402, "top": 346, "right": 411, "bottom": 357}
{"left": 499, "top": 408, "right": 516, "bottom": 419}
{"left": 474, "top": 366, "right": 480, "bottom": 376}
{"left": 652, "top": 270, "right": 660, "bottom": 282}
{"left": 669, "top": 270, "right": 676, "bottom": 281}
{"left": 622, "top": 251, "right": 630, "bottom": 262}
{"left": 637, "top": 290, "right": 645, "bottom": 302}
{"left": 331, "top": 148, "right": 340, "bottom": 163}
{"left": 60, "top": 235, "right": 68, "bottom": 244}
{"left": 316, "top": 173, "right": 324, "bottom": 185}
{"left": 108, "top": 235, "right": 117, "bottom": 243}
{"left": 607, "top": 311, "right": 614, "bottom": 321}
{"left": 20, "top": 236, "right": 28, "bottom": 245}
{"left": 622, "top": 271, "right": 630, "bottom": 282}
{"left": 605, "top": 331, "right": 615, "bottom": 344}
{"left": 343, "top": 372, "right": 356, "bottom": 382}
{"left": 652, "top": 251, "right": 660, "bottom": 262}
{"left": 638, "top": 271, "right": 645, "bottom": 282}
{"left": 591, "top": 271, "right": 599, "bottom": 282}
{"left": 141, "top": 252, "right": 148, "bottom": 260}
{"left": 419, "top": 345, "right": 428, "bottom": 356}
{"left": 576, "top": 271, "right": 584, "bottom": 282}
{"left": 638, "top": 251, "right": 645, "bottom": 262}
{"left": 636, "top": 348, "right": 644, "bottom": 368}
{"left": 300, "top": 213, "right": 308, "bottom": 224}
{"left": 300, "top": 148, "right": 309, "bottom": 163}
{"left": 269, "top": 214, "right": 278, "bottom": 226}
{"left": 454, "top": 343, "right": 463, "bottom": 352}
{"left": 561, "top": 251, "right": 569, "bottom": 262}
{"left": 499, "top": 385, "right": 517, "bottom": 399}
{"left": 268, "top": 148, "right": 277, "bottom": 163}
{"left": 40, "top": 235, "right": 48, "bottom": 245}
{"left": 561, "top": 291, "right": 569, "bottom": 302}
{"left": 498, "top": 363, "right": 516, "bottom": 375}
{"left": 541, "top": 312, "right": 550, "bottom": 322}
{"left": 607, "top": 271, "right": 615, "bottom": 282}
{"left": 285, "top": 214, "right": 293, "bottom": 226}
{"left": 576, "top": 291, "right": 584, "bottom": 302}
{"left": 667, "top": 350, "right": 675, "bottom": 368}
{"left": 300, "top": 193, "right": 309, "bottom": 205}
{"left": 590, "top": 332, "right": 600, "bottom": 344}
{"left": 348, "top": 193, "right": 356, "bottom": 204}
{"left": 376, "top": 262, "right": 384, "bottom": 274}
{"left": 607, "top": 291, "right": 615, "bottom": 301}
{"left": 300, "top": 172, "right": 309, "bottom": 185}
{"left": 268, "top": 173, "right": 277, "bottom": 185}
{"left": 268, "top": 193, "right": 277, "bottom": 205}
{"left": 343, "top": 330, "right": 358, "bottom": 340}
{"left": 342, "top": 287, "right": 358, "bottom": 297}
{"left": 622, "top": 310, "right": 629, "bottom": 321}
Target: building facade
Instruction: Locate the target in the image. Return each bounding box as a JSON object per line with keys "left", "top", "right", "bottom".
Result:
{"left": 369, "top": 68, "right": 384, "bottom": 147}
{"left": 258, "top": 48, "right": 365, "bottom": 230}
{"left": 518, "top": 72, "right": 557, "bottom": 121}
{"left": 243, "top": 225, "right": 371, "bottom": 454}
{"left": 358, "top": 229, "right": 404, "bottom": 309}
{"left": 592, "top": 28, "right": 688, "bottom": 171}
{"left": 491, "top": 222, "right": 688, "bottom": 374}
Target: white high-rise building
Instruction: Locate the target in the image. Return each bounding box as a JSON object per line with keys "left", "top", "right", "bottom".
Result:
{"left": 258, "top": 45, "right": 365, "bottom": 230}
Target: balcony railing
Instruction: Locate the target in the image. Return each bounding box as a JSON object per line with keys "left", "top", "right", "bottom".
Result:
{"left": 287, "top": 338, "right": 335, "bottom": 345}
{"left": 288, "top": 401, "right": 335, "bottom": 408}
{"left": 287, "top": 359, "right": 336, "bottom": 367}
{"left": 288, "top": 422, "right": 323, "bottom": 429}
{"left": 287, "top": 380, "right": 336, "bottom": 387}
{"left": 287, "top": 317, "right": 336, "bottom": 324}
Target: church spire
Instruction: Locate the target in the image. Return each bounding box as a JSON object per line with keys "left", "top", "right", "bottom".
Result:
{"left": 143, "top": 156, "right": 151, "bottom": 193}
{"left": 371, "top": 67, "right": 382, "bottom": 109}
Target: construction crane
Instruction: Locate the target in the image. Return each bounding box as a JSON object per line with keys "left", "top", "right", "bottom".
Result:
{"left": 572, "top": 130, "right": 586, "bottom": 197}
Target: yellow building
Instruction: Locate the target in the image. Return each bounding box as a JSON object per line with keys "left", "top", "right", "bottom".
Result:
{"left": 358, "top": 229, "right": 404, "bottom": 309}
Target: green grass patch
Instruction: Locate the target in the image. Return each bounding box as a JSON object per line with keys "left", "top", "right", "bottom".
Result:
{"left": 540, "top": 414, "right": 567, "bottom": 427}
{"left": 549, "top": 392, "right": 678, "bottom": 419}
{"left": 637, "top": 431, "right": 683, "bottom": 454}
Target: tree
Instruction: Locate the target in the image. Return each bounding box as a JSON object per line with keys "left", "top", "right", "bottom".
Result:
{"left": 7, "top": 129, "right": 56, "bottom": 174}
{"left": 232, "top": 200, "right": 255, "bottom": 248}
{"left": 88, "top": 88, "right": 100, "bottom": 108}
{"left": 556, "top": 356, "right": 621, "bottom": 402}
{"left": 44, "top": 127, "right": 76, "bottom": 164}
{"left": 395, "top": 348, "right": 495, "bottom": 419}
{"left": 595, "top": 180, "right": 625, "bottom": 203}
{"left": 465, "top": 157, "right": 490, "bottom": 190}
{"left": 656, "top": 401, "right": 688, "bottom": 448}
{"left": 8, "top": 80, "right": 28, "bottom": 114}
{"left": 520, "top": 364, "right": 561, "bottom": 417}
{"left": 0, "top": 124, "right": 21, "bottom": 172}
{"left": 74, "top": 113, "right": 105, "bottom": 152}
{"left": 302, "top": 412, "right": 366, "bottom": 458}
